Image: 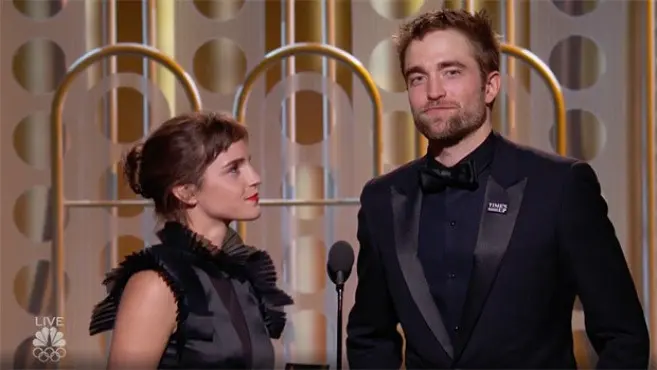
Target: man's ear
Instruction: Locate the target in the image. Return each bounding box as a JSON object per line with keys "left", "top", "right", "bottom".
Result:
{"left": 484, "top": 71, "right": 501, "bottom": 105}
{"left": 172, "top": 184, "right": 198, "bottom": 206}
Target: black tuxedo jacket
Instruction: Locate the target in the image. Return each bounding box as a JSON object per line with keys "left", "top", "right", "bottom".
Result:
{"left": 346, "top": 133, "right": 649, "bottom": 369}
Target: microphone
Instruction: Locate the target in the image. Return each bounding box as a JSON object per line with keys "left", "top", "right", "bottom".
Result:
{"left": 327, "top": 241, "right": 355, "bottom": 288}
{"left": 326, "top": 241, "right": 355, "bottom": 370}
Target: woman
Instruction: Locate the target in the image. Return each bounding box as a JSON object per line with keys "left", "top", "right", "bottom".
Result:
{"left": 89, "top": 111, "right": 293, "bottom": 369}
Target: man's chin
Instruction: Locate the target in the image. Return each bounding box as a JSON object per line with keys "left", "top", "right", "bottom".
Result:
{"left": 423, "top": 126, "right": 473, "bottom": 145}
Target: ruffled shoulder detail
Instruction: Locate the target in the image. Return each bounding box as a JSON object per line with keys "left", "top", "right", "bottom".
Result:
{"left": 88, "top": 246, "right": 188, "bottom": 336}
{"left": 225, "top": 242, "right": 295, "bottom": 339}
{"left": 158, "top": 222, "right": 294, "bottom": 339}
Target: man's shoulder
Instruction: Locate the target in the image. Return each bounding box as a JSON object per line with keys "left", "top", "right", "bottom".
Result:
{"left": 361, "top": 158, "right": 423, "bottom": 194}
{"left": 502, "top": 136, "right": 579, "bottom": 173}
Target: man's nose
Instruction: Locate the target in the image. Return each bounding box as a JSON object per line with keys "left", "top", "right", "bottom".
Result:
{"left": 427, "top": 77, "right": 446, "bottom": 100}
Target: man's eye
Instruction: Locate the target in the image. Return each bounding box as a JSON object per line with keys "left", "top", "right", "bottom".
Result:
{"left": 409, "top": 76, "right": 424, "bottom": 85}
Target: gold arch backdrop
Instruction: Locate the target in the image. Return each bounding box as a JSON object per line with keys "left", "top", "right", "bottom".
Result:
{"left": 1, "top": 0, "right": 654, "bottom": 368}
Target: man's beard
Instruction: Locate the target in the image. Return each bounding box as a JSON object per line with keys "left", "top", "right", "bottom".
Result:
{"left": 413, "top": 98, "right": 487, "bottom": 145}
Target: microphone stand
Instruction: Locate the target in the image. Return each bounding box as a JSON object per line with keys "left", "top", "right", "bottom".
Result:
{"left": 335, "top": 272, "right": 345, "bottom": 370}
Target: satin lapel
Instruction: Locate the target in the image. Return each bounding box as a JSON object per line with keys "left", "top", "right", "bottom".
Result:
{"left": 391, "top": 185, "right": 454, "bottom": 358}
{"left": 454, "top": 174, "right": 527, "bottom": 358}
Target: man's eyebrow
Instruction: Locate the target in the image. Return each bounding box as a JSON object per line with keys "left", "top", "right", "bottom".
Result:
{"left": 437, "top": 60, "right": 467, "bottom": 69}
{"left": 403, "top": 61, "right": 467, "bottom": 79}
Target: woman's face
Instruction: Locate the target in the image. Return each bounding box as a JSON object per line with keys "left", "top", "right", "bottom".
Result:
{"left": 185, "top": 139, "right": 262, "bottom": 222}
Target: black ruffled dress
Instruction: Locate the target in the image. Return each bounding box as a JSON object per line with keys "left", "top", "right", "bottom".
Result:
{"left": 89, "top": 222, "right": 294, "bottom": 369}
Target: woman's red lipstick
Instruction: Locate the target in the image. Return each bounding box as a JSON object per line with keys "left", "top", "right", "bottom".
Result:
{"left": 246, "top": 193, "right": 259, "bottom": 202}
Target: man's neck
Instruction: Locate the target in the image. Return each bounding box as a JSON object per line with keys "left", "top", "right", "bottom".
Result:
{"left": 430, "top": 123, "right": 492, "bottom": 167}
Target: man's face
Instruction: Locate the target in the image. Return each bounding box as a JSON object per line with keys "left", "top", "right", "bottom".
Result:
{"left": 403, "top": 29, "right": 499, "bottom": 142}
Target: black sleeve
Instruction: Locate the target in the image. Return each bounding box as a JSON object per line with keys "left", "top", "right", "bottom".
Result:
{"left": 346, "top": 185, "right": 403, "bottom": 369}
{"left": 557, "top": 162, "right": 650, "bottom": 369}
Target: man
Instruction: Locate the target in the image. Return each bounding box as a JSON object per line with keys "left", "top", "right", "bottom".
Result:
{"left": 346, "top": 9, "right": 650, "bottom": 369}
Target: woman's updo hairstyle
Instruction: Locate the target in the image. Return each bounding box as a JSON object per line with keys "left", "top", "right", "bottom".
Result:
{"left": 122, "top": 111, "right": 248, "bottom": 222}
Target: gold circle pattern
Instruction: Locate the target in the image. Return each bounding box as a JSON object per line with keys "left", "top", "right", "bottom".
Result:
{"left": 285, "top": 90, "right": 331, "bottom": 145}
{"left": 500, "top": 43, "right": 567, "bottom": 155}
{"left": 13, "top": 186, "right": 70, "bottom": 243}
{"left": 193, "top": 0, "right": 246, "bottom": 21}
{"left": 549, "top": 109, "right": 605, "bottom": 161}
{"left": 193, "top": 38, "right": 247, "bottom": 95}
{"left": 551, "top": 0, "right": 599, "bottom": 16}
{"left": 13, "top": 112, "right": 70, "bottom": 170}
{"left": 12, "top": 39, "right": 66, "bottom": 94}
{"left": 370, "top": 0, "right": 425, "bottom": 20}
{"left": 13, "top": 0, "right": 65, "bottom": 20}
{"left": 96, "top": 87, "right": 147, "bottom": 144}
{"left": 13, "top": 260, "right": 71, "bottom": 315}
{"left": 548, "top": 35, "right": 604, "bottom": 90}
{"left": 369, "top": 40, "right": 406, "bottom": 93}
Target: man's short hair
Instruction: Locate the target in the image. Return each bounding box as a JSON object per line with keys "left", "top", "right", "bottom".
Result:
{"left": 393, "top": 9, "right": 501, "bottom": 81}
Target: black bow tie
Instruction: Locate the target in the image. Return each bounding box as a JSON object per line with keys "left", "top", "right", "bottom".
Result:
{"left": 419, "top": 160, "right": 478, "bottom": 193}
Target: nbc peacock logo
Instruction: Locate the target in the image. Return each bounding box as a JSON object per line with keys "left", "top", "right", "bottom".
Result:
{"left": 32, "top": 326, "right": 67, "bottom": 363}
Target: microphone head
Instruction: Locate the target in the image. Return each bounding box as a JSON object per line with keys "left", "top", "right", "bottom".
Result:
{"left": 327, "top": 241, "right": 355, "bottom": 285}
